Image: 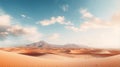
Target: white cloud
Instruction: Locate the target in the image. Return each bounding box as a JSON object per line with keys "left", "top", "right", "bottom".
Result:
{"left": 0, "top": 9, "right": 42, "bottom": 46}
{"left": 0, "top": 15, "right": 11, "bottom": 26}
{"left": 80, "top": 11, "right": 120, "bottom": 31}
{"left": 65, "top": 26, "right": 80, "bottom": 32}
{"left": 61, "top": 4, "right": 69, "bottom": 12}
{"left": 66, "top": 9, "right": 120, "bottom": 32}
{"left": 21, "top": 14, "right": 30, "bottom": 19}
{"left": 7, "top": 25, "right": 42, "bottom": 42}
{"left": 80, "top": 9, "right": 93, "bottom": 19}
{"left": 64, "top": 9, "right": 120, "bottom": 48}
{"left": 21, "top": 14, "right": 26, "bottom": 18}
{"left": 37, "top": 16, "right": 73, "bottom": 26}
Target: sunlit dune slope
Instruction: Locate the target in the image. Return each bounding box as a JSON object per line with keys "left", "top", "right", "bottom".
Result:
{"left": 1, "top": 50, "right": 120, "bottom": 67}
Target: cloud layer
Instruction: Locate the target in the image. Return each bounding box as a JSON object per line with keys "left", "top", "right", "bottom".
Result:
{"left": 66, "top": 9, "right": 120, "bottom": 32}
{"left": 39, "top": 9, "right": 120, "bottom": 33}
{"left": 37, "top": 16, "right": 73, "bottom": 26}
{"left": 0, "top": 9, "right": 42, "bottom": 47}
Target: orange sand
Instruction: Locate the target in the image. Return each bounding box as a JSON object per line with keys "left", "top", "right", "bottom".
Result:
{"left": 0, "top": 50, "right": 120, "bottom": 67}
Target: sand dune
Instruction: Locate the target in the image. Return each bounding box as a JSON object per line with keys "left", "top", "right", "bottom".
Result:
{"left": 0, "top": 50, "right": 120, "bottom": 67}
{"left": 38, "top": 54, "right": 96, "bottom": 60}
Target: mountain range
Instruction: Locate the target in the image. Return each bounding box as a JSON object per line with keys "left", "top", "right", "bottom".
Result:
{"left": 25, "top": 41, "right": 89, "bottom": 48}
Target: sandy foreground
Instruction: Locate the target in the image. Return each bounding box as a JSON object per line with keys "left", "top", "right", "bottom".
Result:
{"left": 0, "top": 50, "right": 120, "bottom": 67}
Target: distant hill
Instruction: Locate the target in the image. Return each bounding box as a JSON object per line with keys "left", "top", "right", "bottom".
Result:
{"left": 25, "top": 41, "right": 89, "bottom": 48}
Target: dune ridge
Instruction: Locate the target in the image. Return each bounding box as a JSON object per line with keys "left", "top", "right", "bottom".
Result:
{"left": 1, "top": 50, "right": 120, "bottom": 67}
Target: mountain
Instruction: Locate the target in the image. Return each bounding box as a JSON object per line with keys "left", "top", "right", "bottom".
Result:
{"left": 25, "top": 41, "right": 88, "bottom": 48}
{"left": 26, "top": 41, "right": 51, "bottom": 48}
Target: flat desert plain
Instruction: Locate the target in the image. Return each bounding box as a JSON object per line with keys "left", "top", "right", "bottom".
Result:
{"left": 0, "top": 48, "right": 120, "bottom": 67}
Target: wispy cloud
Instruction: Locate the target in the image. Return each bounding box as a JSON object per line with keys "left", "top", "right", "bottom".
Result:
{"left": 21, "top": 14, "right": 26, "bottom": 18}
{"left": 37, "top": 8, "right": 120, "bottom": 33}
{"left": 80, "top": 9, "right": 93, "bottom": 19}
{"left": 37, "top": 16, "right": 73, "bottom": 26}
{"left": 65, "top": 26, "right": 80, "bottom": 32}
{"left": 61, "top": 4, "right": 69, "bottom": 12}
{"left": 21, "top": 14, "right": 30, "bottom": 19}
{"left": 66, "top": 9, "right": 120, "bottom": 32}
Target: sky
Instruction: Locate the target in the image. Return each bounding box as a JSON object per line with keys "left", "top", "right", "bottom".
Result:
{"left": 0, "top": 0, "right": 120, "bottom": 48}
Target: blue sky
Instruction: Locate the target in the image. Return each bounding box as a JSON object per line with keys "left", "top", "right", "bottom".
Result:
{"left": 0, "top": 0, "right": 120, "bottom": 48}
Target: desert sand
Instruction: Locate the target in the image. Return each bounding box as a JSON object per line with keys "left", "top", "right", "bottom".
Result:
{"left": 0, "top": 50, "right": 120, "bottom": 67}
